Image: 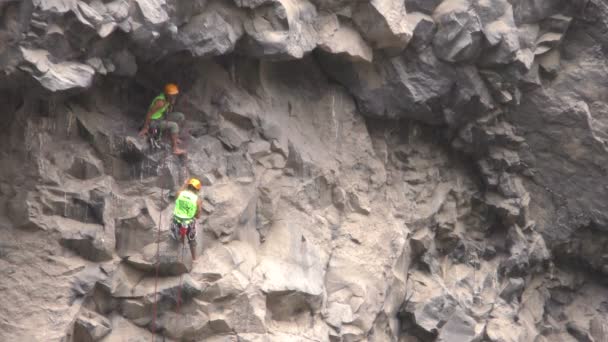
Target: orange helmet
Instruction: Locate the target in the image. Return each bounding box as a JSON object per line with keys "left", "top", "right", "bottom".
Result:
{"left": 187, "top": 178, "right": 202, "bottom": 191}
{"left": 164, "top": 83, "right": 179, "bottom": 95}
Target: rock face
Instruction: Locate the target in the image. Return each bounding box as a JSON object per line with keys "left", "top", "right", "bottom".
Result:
{"left": 1, "top": 0, "right": 608, "bottom": 341}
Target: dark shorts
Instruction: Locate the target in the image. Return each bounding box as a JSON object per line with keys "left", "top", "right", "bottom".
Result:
{"left": 150, "top": 112, "right": 185, "bottom": 134}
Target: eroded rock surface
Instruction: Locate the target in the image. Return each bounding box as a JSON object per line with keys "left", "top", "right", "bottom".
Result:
{"left": 1, "top": 0, "right": 608, "bottom": 341}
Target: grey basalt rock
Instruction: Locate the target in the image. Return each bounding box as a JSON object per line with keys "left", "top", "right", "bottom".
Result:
{"left": 352, "top": 0, "right": 413, "bottom": 53}
{"left": 2, "top": 0, "right": 608, "bottom": 341}
{"left": 73, "top": 310, "right": 112, "bottom": 342}
{"left": 316, "top": 14, "right": 373, "bottom": 63}
{"left": 432, "top": 0, "right": 483, "bottom": 63}
{"left": 20, "top": 48, "right": 95, "bottom": 91}
{"left": 175, "top": 8, "right": 244, "bottom": 57}
{"left": 240, "top": 0, "right": 319, "bottom": 60}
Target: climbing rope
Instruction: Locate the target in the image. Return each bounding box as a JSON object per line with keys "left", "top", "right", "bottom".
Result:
{"left": 151, "top": 149, "right": 166, "bottom": 341}
{"left": 150, "top": 144, "right": 190, "bottom": 341}
{"left": 176, "top": 239, "right": 187, "bottom": 314}
{"left": 151, "top": 187, "right": 164, "bottom": 340}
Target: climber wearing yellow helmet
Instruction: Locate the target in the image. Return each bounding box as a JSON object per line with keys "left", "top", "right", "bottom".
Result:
{"left": 139, "top": 83, "right": 186, "bottom": 155}
{"left": 171, "top": 178, "right": 203, "bottom": 260}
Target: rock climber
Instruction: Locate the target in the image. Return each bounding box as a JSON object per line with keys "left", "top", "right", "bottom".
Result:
{"left": 171, "top": 178, "right": 203, "bottom": 260}
{"left": 138, "top": 83, "right": 186, "bottom": 155}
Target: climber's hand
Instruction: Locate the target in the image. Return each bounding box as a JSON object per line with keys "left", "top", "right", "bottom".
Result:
{"left": 138, "top": 127, "right": 148, "bottom": 137}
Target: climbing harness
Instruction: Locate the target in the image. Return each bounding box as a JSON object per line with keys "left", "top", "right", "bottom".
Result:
{"left": 148, "top": 125, "right": 163, "bottom": 151}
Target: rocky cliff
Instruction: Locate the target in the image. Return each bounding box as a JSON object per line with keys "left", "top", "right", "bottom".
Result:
{"left": 1, "top": 0, "right": 608, "bottom": 341}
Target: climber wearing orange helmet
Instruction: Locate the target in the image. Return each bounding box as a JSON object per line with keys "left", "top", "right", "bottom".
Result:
{"left": 171, "top": 178, "right": 203, "bottom": 260}
{"left": 139, "top": 83, "right": 186, "bottom": 155}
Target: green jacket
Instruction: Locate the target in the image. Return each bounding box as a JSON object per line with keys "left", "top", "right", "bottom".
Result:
{"left": 149, "top": 93, "right": 170, "bottom": 120}
{"left": 174, "top": 190, "right": 199, "bottom": 220}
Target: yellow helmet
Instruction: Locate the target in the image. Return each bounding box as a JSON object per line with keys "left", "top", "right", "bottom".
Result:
{"left": 187, "top": 178, "right": 201, "bottom": 191}
{"left": 164, "top": 83, "right": 179, "bottom": 95}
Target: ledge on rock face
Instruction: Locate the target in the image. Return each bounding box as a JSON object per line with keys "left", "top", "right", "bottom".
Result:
{"left": 72, "top": 309, "right": 112, "bottom": 342}
{"left": 137, "top": 274, "right": 203, "bottom": 307}
{"left": 202, "top": 292, "right": 267, "bottom": 335}
{"left": 125, "top": 241, "right": 193, "bottom": 276}
{"left": 102, "top": 314, "right": 155, "bottom": 342}
{"left": 156, "top": 309, "right": 210, "bottom": 340}
{"left": 72, "top": 265, "right": 111, "bottom": 297}
{"left": 58, "top": 218, "right": 114, "bottom": 262}
{"left": 20, "top": 48, "right": 95, "bottom": 91}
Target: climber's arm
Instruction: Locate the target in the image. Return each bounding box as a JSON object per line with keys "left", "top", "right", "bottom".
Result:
{"left": 196, "top": 198, "right": 203, "bottom": 219}
{"left": 139, "top": 99, "right": 165, "bottom": 136}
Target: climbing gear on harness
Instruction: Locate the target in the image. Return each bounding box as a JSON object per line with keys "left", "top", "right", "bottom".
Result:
{"left": 148, "top": 124, "right": 163, "bottom": 151}
{"left": 174, "top": 190, "right": 199, "bottom": 220}
{"left": 187, "top": 178, "right": 202, "bottom": 191}
{"left": 170, "top": 218, "right": 197, "bottom": 245}
{"left": 165, "top": 83, "right": 179, "bottom": 95}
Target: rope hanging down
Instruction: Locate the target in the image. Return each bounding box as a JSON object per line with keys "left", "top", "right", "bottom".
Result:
{"left": 150, "top": 148, "right": 190, "bottom": 342}
{"left": 151, "top": 184, "right": 165, "bottom": 341}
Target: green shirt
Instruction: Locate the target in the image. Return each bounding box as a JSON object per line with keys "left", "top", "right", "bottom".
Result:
{"left": 174, "top": 190, "right": 199, "bottom": 220}
{"left": 149, "top": 93, "right": 170, "bottom": 120}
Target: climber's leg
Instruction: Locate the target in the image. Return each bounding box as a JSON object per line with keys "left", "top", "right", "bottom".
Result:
{"left": 187, "top": 222, "right": 197, "bottom": 261}
{"left": 165, "top": 121, "right": 185, "bottom": 155}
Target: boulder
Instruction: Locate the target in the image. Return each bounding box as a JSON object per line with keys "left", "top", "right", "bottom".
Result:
{"left": 205, "top": 182, "right": 257, "bottom": 242}
{"left": 240, "top": 0, "right": 318, "bottom": 59}
{"left": 156, "top": 309, "right": 210, "bottom": 340}
{"left": 247, "top": 140, "right": 272, "bottom": 159}
{"left": 402, "top": 271, "right": 459, "bottom": 337}
{"left": 136, "top": 274, "right": 203, "bottom": 308}
{"left": 436, "top": 309, "right": 480, "bottom": 342}
{"left": 114, "top": 200, "right": 159, "bottom": 257}
{"left": 317, "top": 15, "right": 373, "bottom": 62}
{"left": 58, "top": 218, "right": 113, "bottom": 261}
{"left": 7, "top": 191, "right": 53, "bottom": 230}
{"left": 352, "top": 0, "right": 412, "bottom": 53}
{"left": 125, "top": 241, "right": 193, "bottom": 276}
{"left": 73, "top": 310, "right": 112, "bottom": 342}
{"left": 432, "top": 0, "right": 483, "bottom": 63}
{"left": 20, "top": 48, "right": 95, "bottom": 91}
{"left": 500, "top": 278, "right": 525, "bottom": 303}
{"left": 218, "top": 125, "right": 248, "bottom": 150}
{"left": 67, "top": 153, "right": 104, "bottom": 180}
{"left": 134, "top": 0, "right": 169, "bottom": 25}
{"left": 252, "top": 221, "right": 326, "bottom": 319}
{"left": 176, "top": 7, "right": 243, "bottom": 57}
{"left": 102, "top": 314, "right": 155, "bottom": 342}
{"left": 71, "top": 265, "right": 111, "bottom": 297}
{"left": 405, "top": 0, "right": 442, "bottom": 14}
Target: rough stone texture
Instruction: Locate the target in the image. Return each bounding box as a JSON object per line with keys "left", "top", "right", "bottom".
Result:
{"left": 1, "top": 0, "right": 608, "bottom": 341}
